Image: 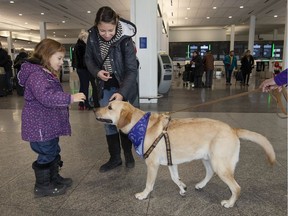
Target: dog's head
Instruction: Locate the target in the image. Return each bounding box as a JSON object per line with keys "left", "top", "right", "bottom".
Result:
{"left": 95, "top": 101, "right": 135, "bottom": 131}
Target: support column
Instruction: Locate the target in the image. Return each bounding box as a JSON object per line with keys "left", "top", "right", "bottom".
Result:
{"left": 6, "top": 31, "right": 13, "bottom": 58}
{"left": 131, "top": 0, "right": 158, "bottom": 103}
{"left": 230, "top": 24, "right": 235, "bottom": 51}
{"left": 248, "top": 15, "right": 256, "bottom": 54}
{"left": 273, "top": 29, "right": 278, "bottom": 41}
{"left": 39, "top": 22, "right": 47, "bottom": 40}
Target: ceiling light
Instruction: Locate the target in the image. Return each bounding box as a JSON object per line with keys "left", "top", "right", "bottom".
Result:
{"left": 53, "top": 32, "right": 56, "bottom": 34}
{"left": 25, "top": 22, "right": 28, "bottom": 24}
{"left": 62, "top": 20, "right": 66, "bottom": 23}
{"left": 228, "top": 16, "right": 232, "bottom": 19}
{"left": 240, "top": 6, "right": 244, "bottom": 9}
{"left": 64, "top": 35, "right": 67, "bottom": 37}
{"left": 187, "top": 7, "right": 190, "bottom": 10}
{"left": 87, "top": 11, "right": 91, "bottom": 14}
{"left": 10, "top": 1, "right": 14, "bottom": 3}
{"left": 213, "top": 7, "right": 217, "bottom": 9}
{"left": 185, "top": 17, "right": 188, "bottom": 20}
{"left": 206, "top": 17, "right": 210, "bottom": 19}
{"left": 19, "top": 14, "right": 22, "bottom": 16}
{"left": 41, "top": 12, "right": 44, "bottom": 15}
{"left": 274, "top": 15, "right": 278, "bottom": 18}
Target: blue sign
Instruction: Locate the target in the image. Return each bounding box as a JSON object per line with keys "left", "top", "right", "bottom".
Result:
{"left": 139, "top": 37, "right": 147, "bottom": 49}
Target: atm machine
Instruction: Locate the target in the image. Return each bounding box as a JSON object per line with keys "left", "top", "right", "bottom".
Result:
{"left": 158, "top": 53, "right": 173, "bottom": 94}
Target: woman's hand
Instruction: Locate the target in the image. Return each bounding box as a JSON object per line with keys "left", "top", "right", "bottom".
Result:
{"left": 109, "top": 93, "right": 123, "bottom": 101}
{"left": 97, "top": 70, "right": 112, "bottom": 81}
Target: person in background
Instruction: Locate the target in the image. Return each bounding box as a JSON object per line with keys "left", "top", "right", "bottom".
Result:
{"left": 240, "top": 50, "right": 254, "bottom": 86}
{"left": 85, "top": 6, "right": 138, "bottom": 172}
{"left": 14, "top": 48, "right": 29, "bottom": 72}
{"left": 18, "top": 38, "right": 86, "bottom": 197}
{"left": 74, "top": 29, "right": 99, "bottom": 110}
{"left": 259, "top": 68, "right": 287, "bottom": 92}
{"left": 14, "top": 48, "right": 29, "bottom": 96}
{"left": 223, "top": 50, "right": 237, "bottom": 85}
{"left": 203, "top": 50, "right": 214, "bottom": 88}
{"left": 190, "top": 51, "right": 204, "bottom": 88}
{"left": 4, "top": 55, "right": 13, "bottom": 94}
{"left": 0, "top": 42, "right": 9, "bottom": 95}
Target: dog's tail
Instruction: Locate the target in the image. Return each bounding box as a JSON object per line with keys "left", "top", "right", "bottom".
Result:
{"left": 235, "top": 128, "right": 276, "bottom": 165}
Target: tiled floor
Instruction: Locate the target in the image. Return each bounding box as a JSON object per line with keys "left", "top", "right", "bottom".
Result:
{"left": 0, "top": 70, "right": 286, "bottom": 216}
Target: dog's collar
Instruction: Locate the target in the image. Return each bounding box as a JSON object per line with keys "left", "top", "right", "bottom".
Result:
{"left": 128, "top": 112, "right": 151, "bottom": 158}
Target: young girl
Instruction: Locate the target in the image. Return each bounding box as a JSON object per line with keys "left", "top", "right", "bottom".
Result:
{"left": 18, "top": 38, "right": 86, "bottom": 197}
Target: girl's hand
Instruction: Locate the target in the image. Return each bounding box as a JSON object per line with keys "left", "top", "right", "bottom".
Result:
{"left": 72, "top": 93, "right": 86, "bottom": 102}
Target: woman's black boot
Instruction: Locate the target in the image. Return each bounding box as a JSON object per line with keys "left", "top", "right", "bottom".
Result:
{"left": 99, "top": 133, "right": 122, "bottom": 172}
{"left": 120, "top": 131, "right": 135, "bottom": 168}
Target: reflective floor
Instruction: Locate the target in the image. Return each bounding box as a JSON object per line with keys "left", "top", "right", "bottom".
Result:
{"left": 0, "top": 70, "right": 287, "bottom": 216}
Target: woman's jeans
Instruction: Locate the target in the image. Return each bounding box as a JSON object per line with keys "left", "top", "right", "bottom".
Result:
{"left": 226, "top": 69, "right": 233, "bottom": 83}
{"left": 30, "top": 137, "right": 61, "bottom": 164}
{"left": 99, "top": 87, "right": 119, "bottom": 135}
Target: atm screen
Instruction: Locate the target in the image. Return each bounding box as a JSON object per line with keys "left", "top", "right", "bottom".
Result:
{"left": 161, "top": 55, "right": 171, "bottom": 64}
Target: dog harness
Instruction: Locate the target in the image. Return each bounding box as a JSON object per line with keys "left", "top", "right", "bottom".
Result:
{"left": 128, "top": 112, "right": 173, "bottom": 166}
{"left": 143, "top": 117, "right": 172, "bottom": 166}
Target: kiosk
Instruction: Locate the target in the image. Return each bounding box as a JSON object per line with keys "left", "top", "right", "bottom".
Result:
{"left": 158, "top": 53, "right": 173, "bottom": 94}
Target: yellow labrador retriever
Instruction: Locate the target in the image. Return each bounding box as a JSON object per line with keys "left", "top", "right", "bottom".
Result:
{"left": 95, "top": 101, "right": 275, "bottom": 208}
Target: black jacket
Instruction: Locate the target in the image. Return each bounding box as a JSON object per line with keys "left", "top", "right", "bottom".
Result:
{"left": 0, "top": 48, "right": 9, "bottom": 67}
{"left": 74, "top": 39, "right": 87, "bottom": 69}
{"left": 241, "top": 55, "right": 254, "bottom": 74}
{"left": 85, "top": 18, "right": 138, "bottom": 105}
{"left": 191, "top": 55, "right": 204, "bottom": 77}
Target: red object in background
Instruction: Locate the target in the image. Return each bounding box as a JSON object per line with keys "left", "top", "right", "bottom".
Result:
{"left": 274, "top": 61, "right": 282, "bottom": 76}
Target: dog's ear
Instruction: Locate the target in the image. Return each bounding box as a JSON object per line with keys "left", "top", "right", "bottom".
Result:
{"left": 117, "top": 104, "right": 132, "bottom": 129}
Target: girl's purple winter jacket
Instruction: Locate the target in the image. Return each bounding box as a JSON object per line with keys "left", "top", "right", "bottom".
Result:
{"left": 18, "top": 62, "right": 72, "bottom": 142}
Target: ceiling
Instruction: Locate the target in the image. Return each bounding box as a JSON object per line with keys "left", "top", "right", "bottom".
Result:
{"left": 0, "top": 0, "right": 286, "bottom": 50}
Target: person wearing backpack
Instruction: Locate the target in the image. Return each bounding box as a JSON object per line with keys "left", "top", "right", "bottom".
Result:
{"left": 85, "top": 6, "right": 138, "bottom": 172}
{"left": 14, "top": 48, "right": 28, "bottom": 96}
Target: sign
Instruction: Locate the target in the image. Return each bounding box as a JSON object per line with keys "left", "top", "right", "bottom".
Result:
{"left": 139, "top": 37, "right": 147, "bottom": 49}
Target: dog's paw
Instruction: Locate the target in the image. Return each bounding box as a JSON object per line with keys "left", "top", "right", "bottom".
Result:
{"left": 179, "top": 190, "right": 186, "bottom": 196}
{"left": 221, "top": 200, "right": 234, "bottom": 208}
{"left": 195, "top": 182, "right": 205, "bottom": 190}
{"left": 135, "top": 192, "right": 148, "bottom": 200}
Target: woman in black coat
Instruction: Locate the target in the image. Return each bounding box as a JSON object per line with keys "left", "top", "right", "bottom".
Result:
{"left": 190, "top": 51, "right": 204, "bottom": 88}
{"left": 240, "top": 50, "right": 254, "bottom": 86}
{"left": 85, "top": 6, "right": 138, "bottom": 172}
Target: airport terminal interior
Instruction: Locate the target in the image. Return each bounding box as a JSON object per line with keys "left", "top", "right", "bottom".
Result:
{"left": 0, "top": 69, "right": 287, "bottom": 215}
{"left": 0, "top": 0, "right": 287, "bottom": 215}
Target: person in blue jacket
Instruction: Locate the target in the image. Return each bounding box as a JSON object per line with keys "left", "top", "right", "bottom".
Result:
{"left": 18, "top": 38, "right": 86, "bottom": 197}
{"left": 223, "top": 50, "right": 237, "bottom": 85}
